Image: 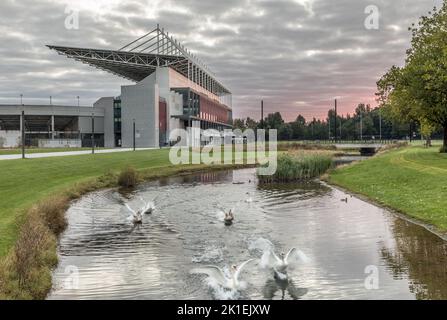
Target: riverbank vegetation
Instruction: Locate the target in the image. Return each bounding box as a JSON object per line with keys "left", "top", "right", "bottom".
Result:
{"left": 329, "top": 145, "right": 447, "bottom": 232}
{"left": 258, "top": 152, "right": 333, "bottom": 183}
{"left": 277, "top": 141, "right": 337, "bottom": 151}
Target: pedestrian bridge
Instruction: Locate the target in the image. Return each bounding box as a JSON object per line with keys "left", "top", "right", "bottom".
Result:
{"left": 334, "top": 143, "right": 385, "bottom": 155}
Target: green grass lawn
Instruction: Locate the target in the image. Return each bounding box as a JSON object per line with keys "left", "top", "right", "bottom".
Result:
{"left": 0, "top": 147, "right": 104, "bottom": 155}
{"left": 329, "top": 145, "right": 447, "bottom": 232}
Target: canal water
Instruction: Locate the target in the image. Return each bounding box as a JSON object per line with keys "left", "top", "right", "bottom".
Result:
{"left": 48, "top": 169, "right": 447, "bottom": 300}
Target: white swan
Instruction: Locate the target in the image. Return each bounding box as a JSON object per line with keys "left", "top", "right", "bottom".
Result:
{"left": 245, "top": 192, "right": 253, "bottom": 203}
{"left": 192, "top": 259, "right": 255, "bottom": 290}
{"left": 224, "top": 210, "right": 234, "bottom": 225}
{"left": 261, "top": 248, "right": 309, "bottom": 278}
{"left": 125, "top": 203, "right": 143, "bottom": 224}
{"left": 139, "top": 196, "right": 155, "bottom": 214}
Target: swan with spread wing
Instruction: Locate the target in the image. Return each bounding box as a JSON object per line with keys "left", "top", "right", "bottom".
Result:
{"left": 192, "top": 259, "right": 255, "bottom": 290}
{"left": 124, "top": 203, "right": 143, "bottom": 224}
{"left": 139, "top": 196, "right": 155, "bottom": 214}
{"left": 261, "top": 248, "right": 309, "bottom": 279}
{"left": 224, "top": 210, "right": 234, "bottom": 225}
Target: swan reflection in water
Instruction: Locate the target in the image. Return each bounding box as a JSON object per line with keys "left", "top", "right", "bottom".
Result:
{"left": 263, "top": 277, "right": 308, "bottom": 300}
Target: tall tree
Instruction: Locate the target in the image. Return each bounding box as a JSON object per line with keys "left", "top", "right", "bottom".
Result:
{"left": 378, "top": 4, "right": 447, "bottom": 151}
{"left": 263, "top": 112, "right": 284, "bottom": 130}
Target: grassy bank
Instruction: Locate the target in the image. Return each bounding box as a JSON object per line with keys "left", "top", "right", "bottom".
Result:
{"left": 328, "top": 145, "right": 447, "bottom": 232}
{"left": 0, "top": 148, "right": 260, "bottom": 299}
{"left": 258, "top": 151, "right": 333, "bottom": 183}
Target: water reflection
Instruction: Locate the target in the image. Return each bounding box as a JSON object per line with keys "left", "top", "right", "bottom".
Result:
{"left": 263, "top": 278, "right": 308, "bottom": 300}
{"left": 380, "top": 218, "right": 447, "bottom": 300}
{"left": 48, "top": 169, "right": 447, "bottom": 300}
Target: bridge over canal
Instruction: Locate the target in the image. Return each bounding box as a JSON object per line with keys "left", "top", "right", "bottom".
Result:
{"left": 334, "top": 143, "right": 385, "bottom": 155}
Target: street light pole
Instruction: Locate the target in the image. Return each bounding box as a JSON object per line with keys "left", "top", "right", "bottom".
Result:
{"left": 334, "top": 99, "right": 337, "bottom": 143}
{"left": 91, "top": 112, "right": 95, "bottom": 154}
{"left": 21, "top": 110, "right": 25, "bottom": 159}
{"left": 77, "top": 96, "right": 80, "bottom": 107}
{"left": 20, "top": 94, "right": 23, "bottom": 106}
{"left": 133, "top": 119, "right": 136, "bottom": 151}
{"left": 261, "top": 100, "right": 264, "bottom": 129}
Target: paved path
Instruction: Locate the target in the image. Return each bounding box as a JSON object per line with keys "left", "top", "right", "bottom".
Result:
{"left": 0, "top": 148, "right": 156, "bottom": 161}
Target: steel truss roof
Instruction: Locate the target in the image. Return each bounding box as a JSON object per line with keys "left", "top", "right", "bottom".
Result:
{"left": 47, "top": 25, "right": 231, "bottom": 96}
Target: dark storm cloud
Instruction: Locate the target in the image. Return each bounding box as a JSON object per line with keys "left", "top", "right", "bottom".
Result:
{"left": 0, "top": 0, "right": 443, "bottom": 120}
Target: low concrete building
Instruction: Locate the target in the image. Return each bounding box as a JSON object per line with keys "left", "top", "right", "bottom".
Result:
{"left": 0, "top": 105, "right": 110, "bottom": 148}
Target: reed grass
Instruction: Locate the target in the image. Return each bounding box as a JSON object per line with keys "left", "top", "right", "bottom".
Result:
{"left": 277, "top": 141, "right": 337, "bottom": 151}
{"left": 258, "top": 153, "right": 333, "bottom": 183}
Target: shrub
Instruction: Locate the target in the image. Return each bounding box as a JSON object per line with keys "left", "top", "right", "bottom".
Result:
{"left": 34, "top": 196, "right": 68, "bottom": 235}
{"left": 118, "top": 166, "right": 139, "bottom": 188}
{"left": 0, "top": 259, "right": 6, "bottom": 298}
{"left": 258, "top": 153, "right": 333, "bottom": 183}
{"left": 13, "top": 213, "right": 56, "bottom": 291}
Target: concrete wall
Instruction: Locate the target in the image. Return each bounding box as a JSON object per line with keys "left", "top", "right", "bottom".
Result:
{"left": 94, "top": 97, "right": 115, "bottom": 148}
{"left": 157, "top": 67, "right": 184, "bottom": 145}
{"left": 0, "top": 131, "right": 21, "bottom": 148}
{"left": 168, "top": 91, "right": 184, "bottom": 142}
{"left": 38, "top": 139, "right": 82, "bottom": 148}
{"left": 78, "top": 116, "right": 104, "bottom": 133}
{"left": 121, "top": 73, "right": 159, "bottom": 148}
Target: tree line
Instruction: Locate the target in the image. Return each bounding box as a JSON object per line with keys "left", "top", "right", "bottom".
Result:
{"left": 233, "top": 103, "right": 444, "bottom": 141}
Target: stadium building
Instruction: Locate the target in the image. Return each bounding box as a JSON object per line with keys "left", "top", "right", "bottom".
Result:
{"left": 0, "top": 26, "right": 233, "bottom": 148}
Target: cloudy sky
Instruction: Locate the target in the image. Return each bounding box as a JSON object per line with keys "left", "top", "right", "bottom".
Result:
{"left": 0, "top": 0, "right": 442, "bottom": 121}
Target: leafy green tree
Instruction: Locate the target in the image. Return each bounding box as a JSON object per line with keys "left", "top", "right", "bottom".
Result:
{"left": 278, "top": 123, "right": 293, "bottom": 140}
{"left": 245, "top": 117, "right": 258, "bottom": 130}
{"left": 290, "top": 115, "right": 306, "bottom": 139}
{"left": 420, "top": 118, "right": 436, "bottom": 146}
{"left": 263, "top": 112, "right": 284, "bottom": 130}
{"left": 233, "top": 118, "right": 245, "bottom": 130}
{"left": 377, "top": 4, "right": 447, "bottom": 151}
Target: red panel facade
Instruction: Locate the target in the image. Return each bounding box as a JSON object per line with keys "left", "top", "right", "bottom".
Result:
{"left": 159, "top": 99, "right": 167, "bottom": 133}
{"left": 199, "top": 95, "right": 230, "bottom": 124}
